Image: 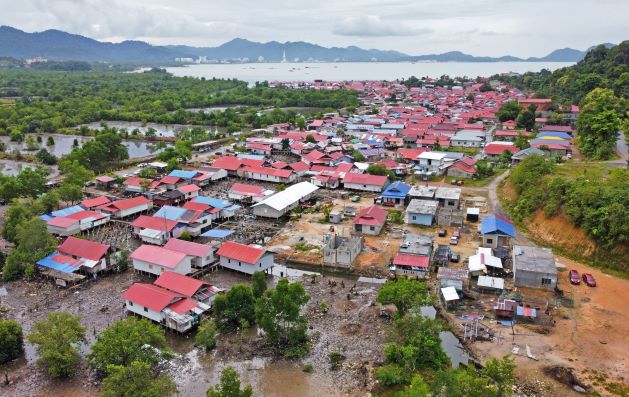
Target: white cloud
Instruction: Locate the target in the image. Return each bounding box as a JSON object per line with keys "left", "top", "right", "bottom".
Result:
{"left": 333, "top": 15, "right": 432, "bottom": 37}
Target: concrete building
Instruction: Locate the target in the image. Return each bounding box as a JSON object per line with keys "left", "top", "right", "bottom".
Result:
{"left": 252, "top": 182, "right": 319, "bottom": 218}
{"left": 391, "top": 254, "right": 430, "bottom": 278}
{"left": 481, "top": 215, "right": 516, "bottom": 249}
{"left": 434, "top": 187, "right": 461, "bottom": 209}
{"left": 406, "top": 199, "right": 438, "bottom": 226}
{"left": 399, "top": 233, "right": 434, "bottom": 257}
{"left": 353, "top": 205, "right": 388, "bottom": 236}
{"left": 451, "top": 130, "right": 485, "bottom": 147}
{"left": 408, "top": 185, "right": 436, "bottom": 200}
{"left": 513, "top": 245, "right": 557, "bottom": 289}
{"left": 323, "top": 234, "right": 364, "bottom": 268}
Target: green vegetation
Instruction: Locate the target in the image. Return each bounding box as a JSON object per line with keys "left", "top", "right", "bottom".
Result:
{"left": 367, "top": 163, "right": 393, "bottom": 178}
{"left": 387, "top": 210, "right": 405, "bottom": 225}
{"left": 195, "top": 319, "right": 219, "bottom": 351}
{"left": 496, "top": 100, "right": 522, "bottom": 122}
{"left": 213, "top": 284, "right": 257, "bottom": 331}
{"left": 27, "top": 312, "right": 86, "bottom": 378}
{"left": 576, "top": 88, "right": 623, "bottom": 159}
{"left": 255, "top": 279, "right": 310, "bottom": 358}
{"left": 206, "top": 366, "right": 253, "bottom": 397}
{"left": 302, "top": 363, "right": 314, "bottom": 373}
{"left": 251, "top": 271, "right": 268, "bottom": 299}
{"left": 88, "top": 318, "right": 173, "bottom": 375}
{"left": 376, "top": 279, "right": 432, "bottom": 315}
{"left": 0, "top": 319, "right": 23, "bottom": 364}
{"left": 3, "top": 215, "right": 57, "bottom": 281}
{"left": 294, "top": 242, "right": 320, "bottom": 252}
{"left": 0, "top": 69, "right": 358, "bottom": 136}
{"left": 102, "top": 361, "right": 178, "bottom": 397}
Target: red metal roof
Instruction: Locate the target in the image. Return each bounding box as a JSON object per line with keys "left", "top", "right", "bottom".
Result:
{"left": 247, "top": 142, "right": 273, "bottom": 151}
{"left": 243, "top": 165, "right": 293, "bottom": 178}
{"left": 168, "top": 298, "right": 198, "bottom": 315}
{"left": 393, "top": 254, "right": 430, "bottom": 268}
{"left": 450, "top": 161, "right": 476, "bottom": 174}
{"left": 216, "top": 241, "right": 265, "bottom": 264}
{"left": 160, "top": 175, "right": 181, "bottom": 185}
{"left": 343, "top": 173, "right": 388, "bottom": 187}
{"left": 289, "top": 161, "right": 310, "bottom": 172}
{"left": 131, "top": 215, "right": 178, "bottom": 232}
{"left": 213, "top": 156, "right": 242, "bottom": 171}
{"left": 130, "top": 245, "right": 187, "bottom": 268}
{"left": 353, "top": 205, "right": 388, "bottom": 226}
{"left": 229, "top": 183, "right": 265, "bottom": 196}
{"left": 123, "top": 177, "right": 149, "bottom": 187}
{"left": 81, "top": 196, "right": 111, "bottom": 209}
{"left": 164, "top": 238, "right": 213, "bottom": 258}
{"left": 66, "top": 210, "right": 107, "bottom": 221}
{"left": 95, "top": 175, "right": 115, "bottom": 183}
{"left": 154, "top": 271, "right": 208, "bottom": 297}
{"left": 98, "top": 196, "right": 151, "bottom": 211}
{"left": 58, "top": 236, "right": 110, "bottom": 261}
{"left": 178, "top": 184, "right": 200, "bottom": 194}
{"left": 47, "top": 216, "right": 79, "bottom": 228}
{"left": 122, "top": 283, "right": 182, "bottom": 312}
{"left": 484, "top": 143, "right": 518, "bottom": 155}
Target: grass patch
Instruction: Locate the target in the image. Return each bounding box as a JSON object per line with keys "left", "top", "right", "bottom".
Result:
{"left": 447, "top": 146, "right": 481, "bottom": 156}
{"left": 555, "top": 161, "right": 616, "bottom": 180}
{"left": 446, "top": 168, "right": 507, "bottom": 187}
{"left": 294, "top": 242, "right": 319, "bottom": 252}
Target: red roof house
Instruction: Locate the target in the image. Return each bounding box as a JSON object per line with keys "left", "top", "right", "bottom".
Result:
{"left": 353, "top": 205, "right": 388, "bottom": 235}
{"left": 129, "top": 244, "right": 192, "bottom": 276}
{"left": 216, "top": 241, "right": 273, "bottom": 275}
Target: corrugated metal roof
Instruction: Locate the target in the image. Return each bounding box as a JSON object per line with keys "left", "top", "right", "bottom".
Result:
{"left": 154, "top": 271, "right": 207, "bottom": 297}
{"left": 252, "top": 182, "right": 318, "bottom": 211}
{"left": 478, "top": 276, "right": 504, "bottom": 289}
{"left": 164, "top": 238, "right": 213, "bottom": 258}
{"left": 441, "top": 287, "right": 460, "bottom": 301}
{"left": 200, "top": 229, "right": 234, "bottom": 238}
{"left": 130, "top": 245, "right": 187, "bottom": 268}
{"left": 37, "top": 253, "right": 81, "bottom": 273}
{"left": 216, "top": 241, "right": 265, "bottom": 264}
{"left": 122, "top": 283, "right": 182, "bottom": 312}
{"left": 481, "top": 215, "right": 515, "bottom": 237}
{"left": 51, "top": 205, "right": 84, "bottom": 218}
{"left": 169, "top": 170, "right": 198, "bottom": 179}
{"left": 58, "top": 237, "right": 109, "bottom": 262}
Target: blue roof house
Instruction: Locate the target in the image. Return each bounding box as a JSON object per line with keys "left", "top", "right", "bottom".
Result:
{"left": 381, "top": 181, "right": 411, "bottom": 205}
{"left": 481, "top": 215, "right": 516, "bottom": 249}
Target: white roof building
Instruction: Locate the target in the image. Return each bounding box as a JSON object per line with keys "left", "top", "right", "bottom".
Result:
{"left": 252, "top": 182, "right": 319, "bottom": 218}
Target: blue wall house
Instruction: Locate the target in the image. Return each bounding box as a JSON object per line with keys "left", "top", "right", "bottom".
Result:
{"left": 481, "top": 215, "right": 516, "bottom": 249}
{"left": 406, "top": 199, "right": 439, "bottom": 226}
{"left": 381, "top": 181, "right": 411, "bottom": 205}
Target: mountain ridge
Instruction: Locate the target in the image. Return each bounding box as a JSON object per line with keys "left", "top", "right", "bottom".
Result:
{"left": 0, "top": 25, "right": 613, "bottom": 64}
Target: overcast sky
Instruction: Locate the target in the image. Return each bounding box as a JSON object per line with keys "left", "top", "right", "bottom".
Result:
{"left": 1, "top": 0, "right": 627, "bottom": 57}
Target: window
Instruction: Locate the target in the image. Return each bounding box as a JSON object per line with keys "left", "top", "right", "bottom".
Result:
{"left": 486, "top": 238, "right": 493, "bottom": 244}
{"left": 228, "top": 258, "right": 231, "bottom": 264}
{"left": 143, "top": 307, "right": 148, "bottom": 312}
{"left": 370, "top": 226, "right": 375, "bottom": 231}
{"left": 148, "top": 264, "right": 153, "bottom": 269}
{"left": 412, "top": 216, "right": 416, "bottom": 220}
{"left": 239, "top": 262, "right": 241, "bottom": 267}
{"left": 448, "top": 200, "right": 455, "bottom": 206}
{"left": 541, "top": 278, "right": 552, "bottom": 286}
{"left": 129, "top": 301, "right": 133, "bottom": 306}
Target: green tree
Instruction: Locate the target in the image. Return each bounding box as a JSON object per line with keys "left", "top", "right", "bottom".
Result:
{"left": 482, "top": 355, "right": 516, "bottom": 396}
{"left": 213, "top": 284, "right": 256, "bottom": 331}
{"left": 430, "top": 366, "right": 497, "bottom": 397}
{"left": 46, "top": 135, "right": 55, "bottom": 146}
{"left": 0, "top": 319, "right": 24, "bottom": 364}
{"left": 4, "top": 216, "right": 57, "bottom": 280}
{"left": 397, "top": 375, "right": 431, "bottom": 396}
{"left": 27, "top": 312, "right": 86, "bottom": 378}
{"left": 496, "top": 101, "right": 522, "bottom": 122}
{"left": 102, "top": 361, "right": 177, "bottom": 397}
{"left": 513, "top": 134, "right": 529, "bottom": 150}
{"left": 138, "top": 167, "right": 157, "bottom": 179}
{"left": 576, "top": 88, "right": 622, "bottom": 159}
{"left": 88, "top": 318, "right": 173, "bottom": 375}
{"left": 352, "top": 150, "right": 365, "bottom": 162}
{"left": 196, "top": 319, "right": 218, "bottom": 350}
{"left": 38, "top": 190, "right": 60, "bottom": 213}
{"left": 305, "top": 134, "right": 316, "bottom": 143}
{"left": 36, "top": 148, "right": 58, "bottom": 165}
{"left": 175, "top": 140, "right": 193, "bottom": 160}
{"left": 206, "top": 367, "right": 253, "bottom": 397}
{"left": 376, "top": 279, "right": 431, "bottom": 315}
{"left": 2, "top": 202, "right": 32, "bottom": 243}
{"left": 25, "top": 135, "right": 39, "bottom": 151}
{"left": 179, "top": 231, "right": 192, "bottom": 241}
{"left": 251, "top": 271, "right": 268, "bottom": 298}
{"left": 515, "top": 107, "right": 536, "bottom": 131}
{"left": 255, "top": 279, "right": 310, "bottom": 357}
{"left": 366, "top": 163, "right": 390, "bottom": 177}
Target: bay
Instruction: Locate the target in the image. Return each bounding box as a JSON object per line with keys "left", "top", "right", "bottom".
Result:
{"left": 165, "top": 61, "right": 574, "bottom": 85}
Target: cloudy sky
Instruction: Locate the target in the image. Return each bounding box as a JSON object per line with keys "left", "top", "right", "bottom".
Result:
{"left": 1, "top": 0, "right": 627, "bottom": 57}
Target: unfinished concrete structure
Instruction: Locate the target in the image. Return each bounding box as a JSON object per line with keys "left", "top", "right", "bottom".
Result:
{"left": 323, "top": 234, "right": 364, "bottom": 268}
{"left": 513, "top": 245, "right": 557, "bottom": 289}
{"left": 437, "top": 208, "right": 464, "bottom": 227}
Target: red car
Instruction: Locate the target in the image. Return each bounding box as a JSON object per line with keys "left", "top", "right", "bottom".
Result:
{"left": 582, "top": 273, "right": 596, "bottom": 287}
{"left": 569, "top": 270, "right": 580, "bottom": 285}
{"left": 382, "top": 201, "right": 396, "bottom": 207}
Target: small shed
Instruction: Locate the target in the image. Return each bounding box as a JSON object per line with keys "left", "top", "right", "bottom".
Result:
{"left": 440, "top": 287, "right": 460, "bottom": 311}
{"left": 477, "top": 276, "right": 505, "bottom": 294}
{"left": 466, "top": 207, "right": 480, "bottom": 222}
{"left": 329, "top": 211, "right": 343, "bottom": 224}
{"left": 480, "top": 215, "right": 515, "bottom": 249}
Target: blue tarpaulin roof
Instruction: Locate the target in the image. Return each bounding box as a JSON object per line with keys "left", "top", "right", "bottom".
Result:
{"left": 538, "top": 131, "right": 572, "bottom": 139}
{"left": 382, "top": 181, "right": 411, "bottom": 199}
{"left": 168, "top": 170, "right": 198, "bottom": 179}
{"left": 481, "top": 215, "right": 516, "bottom": 238}
{"left": 201, "top": 229, "right": 234, "bottom": 238}
{"left": 154, "top": 206, "right": 188, "bottom": 221}
{"left": 193, "top": 196, "right": 229, "bottom": 209}
{"left": 51, "top": 205, "right": 84, "bottom": 218}
{"left": 37, "top": 253, "right": 80, "bottom": 273}
{"left": 39, "top": 214, "right": 54, "bottom": 222}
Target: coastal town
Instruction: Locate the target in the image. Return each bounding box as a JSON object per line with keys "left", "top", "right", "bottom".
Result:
{"left": 0, "top": 65, "right": 626, "bottom": 397}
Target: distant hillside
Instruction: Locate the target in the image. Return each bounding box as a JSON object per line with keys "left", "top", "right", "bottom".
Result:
{"left": 0, "top": 25, "right": 613, "bottom": 64}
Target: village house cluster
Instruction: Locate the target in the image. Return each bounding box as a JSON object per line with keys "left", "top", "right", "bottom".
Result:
{"left": 29, "top": 76, "right": 576, "bottom": 332}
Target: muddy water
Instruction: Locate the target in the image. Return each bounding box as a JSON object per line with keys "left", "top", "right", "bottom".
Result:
{"left": 0, "top": 134, "right": 167, "bottom": 159}
{"left": 0, "top": 159, "right": 59, "bottom": 177}
{"left": 420, "top": 305, "right": 471, "bottom": 368}
{"left": 83, "top": 121, "right": 226, "bottom": 138}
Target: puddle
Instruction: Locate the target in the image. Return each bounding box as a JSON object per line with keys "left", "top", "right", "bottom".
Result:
{"left": 420, "top": 305, "right": 470, "bottom": 368}
{"left": 0, "top": 159, "right": 58, "bottom": 177}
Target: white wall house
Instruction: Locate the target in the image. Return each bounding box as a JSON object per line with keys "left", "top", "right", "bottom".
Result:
{"left": 216, "top": 241, "right": 274, "bottom": 275}
{"left": 130, "top": 245, "right": 193, "bottom": 276}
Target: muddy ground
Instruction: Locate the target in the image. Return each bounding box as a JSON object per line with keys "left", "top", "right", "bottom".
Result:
{"left": 0, "top": 267, "right": 390, "bottom": 397}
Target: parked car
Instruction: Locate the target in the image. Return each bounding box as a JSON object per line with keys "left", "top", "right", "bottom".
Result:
{"left": 450, "top": 253, "right": 460, "bottom": 263}
{"left": 449, "top": 237, "right": 458, "bottom": 245}
{"left": 452, "top": 229, "right": 461, "bottom": 239}
{"left": 382, "top": 201, "right": 395, "bottom": 207}
{"left": 569, "top": 269, "right": 580, "bottom": 285}
{"left": 438, "top": 229, "right": 447, "bottom": 237}
{"left": 582, "top": 273, "right": 596, "bottom": 287}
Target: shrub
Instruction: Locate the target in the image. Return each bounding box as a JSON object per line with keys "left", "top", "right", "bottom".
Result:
{"left": 375, "top": 364, "right": 408, "bottom": 386}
